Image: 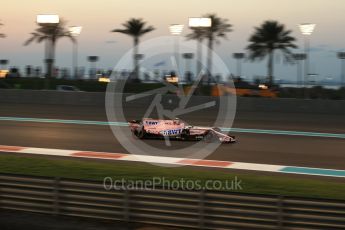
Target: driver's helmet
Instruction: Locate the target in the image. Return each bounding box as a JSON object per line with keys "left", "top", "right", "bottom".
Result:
{"left": 173, "top": 118, "right": 180, "bottom": 125}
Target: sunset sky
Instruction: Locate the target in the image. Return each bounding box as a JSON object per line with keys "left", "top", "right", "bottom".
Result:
{"left": 1, "top": 0, "right": 345, "bottom": 81}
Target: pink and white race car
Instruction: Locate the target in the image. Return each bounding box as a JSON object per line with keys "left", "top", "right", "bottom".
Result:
{"left": 129, "top": 118, "right": 236, "bottom": 143}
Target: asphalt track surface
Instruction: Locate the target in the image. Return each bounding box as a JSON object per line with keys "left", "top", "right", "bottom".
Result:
{"left": 0, "top": 103, "right": 344, "bottom": 172}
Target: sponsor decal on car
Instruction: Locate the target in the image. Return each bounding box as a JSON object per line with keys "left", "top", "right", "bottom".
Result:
{"left": 161, "top": 129, "right": 183, "bottom": 136}
{"left": 145, "top": 121, "right": 159, "bottom": 125}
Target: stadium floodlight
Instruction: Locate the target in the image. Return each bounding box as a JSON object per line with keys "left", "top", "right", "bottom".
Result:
{"left": 188, "top": 17, "right": 212, "bottom": 28}
{"left": 36, "top": 14, "right": 59, "bottom": 24}
{"left": 169, "top": 24, "right": 184, "bottom": 35}
{"left": 68, "top": 26, "right": 82, "bottom": 36}
{"left": 299, "top": 23, "right": 316, "bottom": 35}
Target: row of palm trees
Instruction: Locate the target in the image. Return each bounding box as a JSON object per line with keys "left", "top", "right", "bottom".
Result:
{"left": 112, "top": 15, "right": 297, "bottom": 85}
{"left": 2, "top": 14, "right": 298, "bottom": 84}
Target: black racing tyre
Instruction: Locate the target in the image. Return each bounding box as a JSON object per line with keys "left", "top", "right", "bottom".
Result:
{"left": 132, "top": 130, "right": 138, "bottom": 138}
{"left": 180, "top": 129, "right": 190, "bottom": 140}
{"left": 137, "top": 127, "right": 146, "bottom": 139}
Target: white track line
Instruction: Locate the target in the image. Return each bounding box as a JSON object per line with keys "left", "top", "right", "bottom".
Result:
{"left": 0, "top": 145, "right": 344, "bottom": 178}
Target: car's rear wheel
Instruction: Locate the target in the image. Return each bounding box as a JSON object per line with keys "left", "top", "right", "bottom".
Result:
{"left": 137, "top": 127, "right": 146, "bottom": 139}
{"left": 181, "top": 129, "right": 190, "bottom": 141}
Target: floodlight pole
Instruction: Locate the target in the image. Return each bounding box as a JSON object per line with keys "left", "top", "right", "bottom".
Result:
{"left": 293, "top": 53, "right": 306, "bottom": 90}
{"left": 342, "top": 59, "right": 345, "bottom": 87}
{"left": 233, "top": 53, "right": 245, "bottom": 78}
{"left": 337, "top": 52, "right": 345, "bottom": 87}
{"left": 69, "top": 26, "right": 82, "bottom": 79}
{"left": 196, "top": 38, "right": 202, "bottom": 78}
{"left": 73, "top": 41, "right": 78, "bottom": 79}
{"left": 174, "top": 36, "right": 179, "bottom": 71}
{"left": 169, "top": 24, "right": 184, "bottom": 80}
{"left": 304, "top": 36, "right": 310, "bottom": 88}
{"left": 299, "top": 23, "right": 316, "bottom": 90}
{"left": 188, "top": 17, "right": 212, "bottom": 83}
{"left": 341, "top": 58, "right": 345, "bottom": 86}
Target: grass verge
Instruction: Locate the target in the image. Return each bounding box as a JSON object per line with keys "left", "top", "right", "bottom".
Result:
{"left": 0, "top": 154, "right": 344, "bottom": 200}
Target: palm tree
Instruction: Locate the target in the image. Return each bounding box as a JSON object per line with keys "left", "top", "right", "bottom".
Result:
{"left": 203, "top": 14, "right": 232, "bottom": 83}
{"left": 0, "top": 21, "right": 5, "bottom": 38}
{"left": 186, "top": 27, "right": 207, "bottom": 78}
{"left": 247, "top": 20, "right": 297, "bottom": 85}
{"left": 111, "top": 18, "right": 155, "bottom": 81}
{"left": 24, "top": 19, "right": 74, "bottom": 78}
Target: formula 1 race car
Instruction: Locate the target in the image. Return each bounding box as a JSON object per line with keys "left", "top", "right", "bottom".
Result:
{"left": 129, "top": 118, "right": 236, "bottom": 144}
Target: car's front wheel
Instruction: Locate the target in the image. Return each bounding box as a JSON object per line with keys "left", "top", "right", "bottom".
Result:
{"left": 203, "top": 131, "right": 218, "bottom": 143}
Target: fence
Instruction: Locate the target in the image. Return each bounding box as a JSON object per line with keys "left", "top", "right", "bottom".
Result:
{"left": 0, "top": 173, "right": 344, "bottom": 229}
